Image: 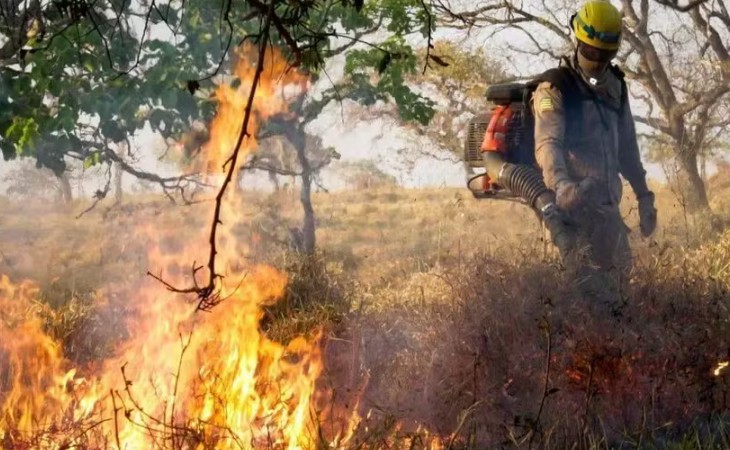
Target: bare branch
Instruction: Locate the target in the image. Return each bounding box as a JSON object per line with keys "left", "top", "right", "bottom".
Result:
{"left": 654, "top": 0, "right": 711, "bottom": 12}
{"left": 689, "top": 6, "right": 730, "bottom": 67}
{"left": 434, "top": 0, "right": 569, "bottom": 41}
{"left": 75, "top": 163, "right": 113, "bottom": 219}
{"left": 148, "top": 4, "right": 276, "bottom": 312}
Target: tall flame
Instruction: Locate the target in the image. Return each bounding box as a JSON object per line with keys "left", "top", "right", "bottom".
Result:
{"left": 0, "top": 45, "right": 331, "bottom": 450}
{"left": 195, "top": 44, "right": 307, "bottom": 180}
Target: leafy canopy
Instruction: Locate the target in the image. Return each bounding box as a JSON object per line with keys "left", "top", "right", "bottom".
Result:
{"left": 0, "top": 0, "right": 439, "bottom": 175}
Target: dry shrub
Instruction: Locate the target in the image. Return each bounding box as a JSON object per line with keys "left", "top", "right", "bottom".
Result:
{"left": 344, "top": 233, "right": 730, "bottom": 449}
{"left": 459, "top": 260, "right": 727, "bottom": 446}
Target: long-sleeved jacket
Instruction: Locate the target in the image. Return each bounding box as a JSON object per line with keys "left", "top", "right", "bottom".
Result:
{"left": 531, "top": 58, "right": 650, "bottom": 208}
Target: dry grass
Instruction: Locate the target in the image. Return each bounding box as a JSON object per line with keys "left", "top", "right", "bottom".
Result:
{"left": 361, "top": 247, "right": 730, "bottom": 447}
{"left": 1, "top": 173, "right": 730, "bottom": 449}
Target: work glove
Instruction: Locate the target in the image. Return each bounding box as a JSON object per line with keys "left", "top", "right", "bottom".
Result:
{"left": 638, "top": 192, "right": 657, "bottom": 237}
{"left": 542, "top": 203, "right": 578, "bottom": 259}
{"left": 555, "top": 177, "right": 599, "bottom": 212}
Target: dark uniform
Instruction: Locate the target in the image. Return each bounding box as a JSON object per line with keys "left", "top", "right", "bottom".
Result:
{"left": 532, "top": 57, "right": 652, "bottom": 280}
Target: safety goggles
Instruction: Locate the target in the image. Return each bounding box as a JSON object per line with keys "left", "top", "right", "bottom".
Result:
{"left": 578, "top": 42, "right": 617, "bottom": 62}
{"left": 574, "top": 14, "right": 621, "bottom": 45}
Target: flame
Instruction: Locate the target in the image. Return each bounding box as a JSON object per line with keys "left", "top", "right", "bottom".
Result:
{"left": 0, "top": 45, "right": 342, "bottom": 450}
{"left": 0, "top": 275, "right": 78, "bottom": 437}
{"left": 713, "top": 361, "right": 729, "bottom": 376}
{"left": 194, "top": 43, "right": 307, "bottom": 179}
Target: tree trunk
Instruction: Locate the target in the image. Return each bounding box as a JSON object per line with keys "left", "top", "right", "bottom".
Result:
{"left": 293, "top": 128, "right": 316, "bottom": 255}
{"left": 268, "top": 171, "right": 280, "bottom": 191}
{"left": 59, "top": 172, "right": 73, "bottom": 204}
{"left": 700, "top": 153, "right": 707, "bottom": 185}
{"left": 114, "top": 161, "right": 123, "bottom": 205}
{"left": 677, "top": 150, "right": 710, "bottom": 212}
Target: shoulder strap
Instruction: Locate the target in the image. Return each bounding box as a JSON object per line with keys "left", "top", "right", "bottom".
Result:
{"left": 611, "top": 64, "right": 629, "bottom": 110}
{"left": 609, "top": 64, "right": 625, "bottom": 78}
{"left": 609, "top": 64, "right": 629, "bottom": 110}
{"left": 526, "top": 63, "right": 585, "bottom": 137}
{"left": 530, "top": 65, "right": 584, "bottom": 118}
{"left": 530, "top": 65, "right": 583, "bottom": 111}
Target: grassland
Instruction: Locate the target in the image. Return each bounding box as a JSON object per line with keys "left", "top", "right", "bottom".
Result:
{"left": 2, "top": 172, "right": 730, "bottom": 449}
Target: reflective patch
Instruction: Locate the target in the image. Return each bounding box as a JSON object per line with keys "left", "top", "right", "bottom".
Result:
{"left": 539, "top": 97, "right": 554, "bottom": 112}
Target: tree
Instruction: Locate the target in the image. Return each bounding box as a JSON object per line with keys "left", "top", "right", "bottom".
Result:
{"left": 409, "top": 41, "right": 508, "bottom": 157}
{"left": 371, "top": 41, "right": 508, "bottom": 169}
{"left": 245, "top": 136, "right": 299, "bottom": 191}
{"left": 434, "top": 0, "right": 730, "bottom": 212}
{"left": 244, "top": 130, "right": 340, "bottom": 254}
{"left": 0, "top": 0, "right": 222, "bottom": 202}
{"left": 246, "top": 133, "right": 338, "bottom": 191}
{"left": 336, "top": 41, "right": 509, "bottom": 181}
{"left": 247, "top": 26, "right": 442, "bottom": 255}
{"left": 339, "top": 159, "right": 397, "bottom": 189}
{"left": 1, "top": 0, "right": 441, "bottom": 305}
{"left": 654, "top": 0, "right": 714, "bottom": 11}
{"left": 161, "top": 0, "right": 440, "bottom": 259}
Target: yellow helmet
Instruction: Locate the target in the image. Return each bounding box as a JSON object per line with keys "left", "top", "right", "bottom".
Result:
{"left": 571, "top": 1, "right": 623, "bottom": 51}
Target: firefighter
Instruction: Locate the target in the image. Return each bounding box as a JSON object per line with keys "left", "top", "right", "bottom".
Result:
{"left": 532, "top": 1, "right": 657, "bottom": 284}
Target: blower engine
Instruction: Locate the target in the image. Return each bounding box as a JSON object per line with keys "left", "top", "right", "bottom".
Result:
{"left": 463, "top": 82, "right": 540, "bottom": 202}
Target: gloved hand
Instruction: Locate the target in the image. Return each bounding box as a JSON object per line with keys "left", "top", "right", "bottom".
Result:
{"left": 555, "top": 177, "right": 599, "bottom": 212}
{"left": 542, "top": 203, "right": 578, "bottom": 259}
{"left": 638, "top": 192, "right": 657, "bottom": 237}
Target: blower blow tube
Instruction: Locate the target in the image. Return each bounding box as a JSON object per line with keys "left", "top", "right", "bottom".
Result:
{"left": 481, "top": 152, "right": 554, "bottom": 211}
{"left": 482, "top": 151, "right": 575, "bottom": 257}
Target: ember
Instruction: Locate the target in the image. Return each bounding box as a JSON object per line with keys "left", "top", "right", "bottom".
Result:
{"left": 714, "top": 361, "right": 729, "bottom": 377}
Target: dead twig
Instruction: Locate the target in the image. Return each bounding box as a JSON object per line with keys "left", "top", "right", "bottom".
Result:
{"left": 75, "top": 164, "right": 113, "bottom": 219}
{"left": 111, "top": 389, "right": 122, "bottom": 450}
{"left": 529, "top": 316, "right": 554, "bottom": 449}
{"left": 147, "top": 5, "right": 275, "bottom": 312}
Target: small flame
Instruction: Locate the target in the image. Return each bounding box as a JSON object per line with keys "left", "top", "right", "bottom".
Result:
{"left": 713, "top": 361, "right": 729, "bottom": 376}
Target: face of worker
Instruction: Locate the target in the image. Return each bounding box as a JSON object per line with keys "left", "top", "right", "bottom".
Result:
{"left": 576, "top": 42, "right": 618, "bottom": 80}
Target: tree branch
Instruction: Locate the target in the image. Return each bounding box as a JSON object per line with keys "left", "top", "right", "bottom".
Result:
{"left": 653, "top": 0, "right": 711, "bottom": 12}
{"left": 149, "top": 4, "right": 275, "bottom": 312}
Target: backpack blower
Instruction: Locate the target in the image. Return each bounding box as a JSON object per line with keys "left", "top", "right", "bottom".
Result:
{"left": 462, "top": 75, "right": 575, "bottom": 256}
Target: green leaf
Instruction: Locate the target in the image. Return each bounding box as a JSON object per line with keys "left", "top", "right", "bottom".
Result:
{"left": 101, "top": 121, "right": 126, "bottom": 143}
{"left": 83, "top": 58, "right": 95, "bottom": 73}
{"left": 301, "top": 48, "right": 323, "bottom": 73}
{"left": 162, "top": 89, "right": 178, "bottom": 109}
{"left": 5, "top": 117, "right": 39, "bottom": 155}
{"left": 83, "top": 151, "right": 102, "bottom": 169}
{"left": 429, "top": 54, "right": 450, "bottom": 67}
{"left": 148, "top": 109, "right": 169, "bottom": 130}
{"left": 0, "top": 0, "right": 440, "bottom": 175}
